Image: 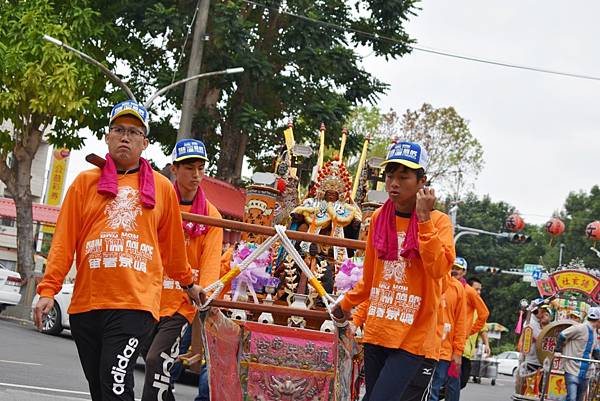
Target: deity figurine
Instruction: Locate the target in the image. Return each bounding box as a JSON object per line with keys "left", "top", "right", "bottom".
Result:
{"left": 290, "top": 159, "right": 361, "bottom": 268}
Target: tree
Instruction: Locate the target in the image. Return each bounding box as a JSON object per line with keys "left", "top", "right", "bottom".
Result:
{"left": 557, "top": 186, "right": 600, "bottom": 268}
{"left": 445, "top": 194, "right": 544, "bottom": 348}
{"left": 444, "top": 190, "right": 600, "bottom": 349}
{"left": 0, "top": 0, "right": 104, "bottom": 312}
{"left": 87, "top": 0, "right": 419, "bottom": 183}
{"left": 450, "top": 193, "right": 545, "bottom": 271}
{"left": 399, "top": 104, "right": 484, "bottom": 197}
{"left": 345, "top": 106, "right": 382, "bottom": 139}
{"left": 346, "top": 104, "right": 484, "bottom": 198}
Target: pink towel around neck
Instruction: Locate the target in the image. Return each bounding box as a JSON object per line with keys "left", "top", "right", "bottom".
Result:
{"left": 97, "top": 154, "right": 156, "bottom": 209}
{"left": 400, "top": 211, "right": 420, "bottom": 260}
{"left": 174, "top": 180, "right": 208, "bottom": 238}
{"left": 372, "top": 199, "right": 420, "bottom": 261}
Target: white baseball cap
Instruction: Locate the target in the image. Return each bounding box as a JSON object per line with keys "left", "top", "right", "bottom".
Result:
{"left": 587, "top": 307, "right": 600, "bottom": 321}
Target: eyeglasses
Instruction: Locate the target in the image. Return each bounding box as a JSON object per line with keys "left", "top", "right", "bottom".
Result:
{"left": 109, "top": 126, "right": 146, "bottom": 138}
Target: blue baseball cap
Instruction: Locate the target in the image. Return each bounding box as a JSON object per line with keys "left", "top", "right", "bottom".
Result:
{"left": 109, "top": 100, "right": 150, "bottom": 134}
{"left": 454, "top": 257, "right": 468, "bottom": 270}
{"left": 380, "top": 141, "right": 428, "bottom": 171}
{"left": 173, "top": 139, "right": 209, "bottom": 163}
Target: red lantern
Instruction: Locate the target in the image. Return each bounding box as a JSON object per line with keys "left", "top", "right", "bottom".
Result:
{"left": 585, "top": 221, "right": 600, "bottom": 241}
{"left": 545, "top": 218, "right": 565, "bottom": 237}
{"left": 505, "top": 214, "right": 525, "bottom": 232}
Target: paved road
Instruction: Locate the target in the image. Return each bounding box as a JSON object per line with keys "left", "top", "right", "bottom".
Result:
{"left": 0, "top": 317, "right": 198, "bottom": 400}
{"left": 0, "top": 316, "right": 515, "bottom": 400}
{"left": 460, "top": 375, "right": 515, "bottom": 401}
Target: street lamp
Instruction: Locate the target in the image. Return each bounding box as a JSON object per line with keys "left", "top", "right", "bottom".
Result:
{"left": 43, "top": 35, "right": 137, "bottom": 101}
{"left": 450, "top": 204, "right": 530, "bottom": 245}
{"left": 42, "top": 35, "right": 244, "bottom": 111}
{"left": 453, "top": 225, "right": 510, "bottom": 245}
{"left": 454, "top": 230, "right": 479, "bottom": 245}
{"left": 144, "top": 67, "right": 244, "bottom": 108}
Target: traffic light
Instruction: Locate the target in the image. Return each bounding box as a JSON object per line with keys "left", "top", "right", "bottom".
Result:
{"left": 475, "top": 266, "right": 501, "bottom": 274}
{"left": 507, "top": 232, "right": 531, "bottom": 244}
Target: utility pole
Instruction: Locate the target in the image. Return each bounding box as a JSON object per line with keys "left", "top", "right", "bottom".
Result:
{"left": 558, "top": 243, "right": 565, "bottom": 266}
{"left": 177, "top": 0, "right": 211, "bottom": 141}
{"left": 449, "top": 203, "right": 458, "bottom": 234}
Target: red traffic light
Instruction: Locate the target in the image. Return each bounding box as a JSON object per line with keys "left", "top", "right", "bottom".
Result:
{"left": 508, "top": 232, "right": 531, "bottom": 244}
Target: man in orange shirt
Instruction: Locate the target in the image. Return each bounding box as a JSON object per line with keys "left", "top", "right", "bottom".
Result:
{"left": 461, "top": 276, "right": 490, "bottom": 388}
{"left": 332, "top": 141, "right": 455, "bottom": 401}
{"left": 141, "top": 139, "right": 223, "bottom": 401}
{"left": 452, "top": 259, "right": 489, "bottom": 337}
{"left": 34, "top": 101, "right": 202, "bottom": 401}
{"left": 451, "top": 258, "right": 490, "bottom": 389}
{"left": 428, "top": 265, "right": 468, "bottom": 401}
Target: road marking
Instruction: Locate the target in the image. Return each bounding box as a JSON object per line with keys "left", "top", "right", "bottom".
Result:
{"left": 0, "top": 359, "right": 42, "bottom": 366}
{"left": 0, "top": 382, "right": 142, "bottom": 400}
{"left": 0, "top": 383, "right": 88, "bottom": 395}
{"left": 1, "top": 388, "right": 90, "bottom": 401}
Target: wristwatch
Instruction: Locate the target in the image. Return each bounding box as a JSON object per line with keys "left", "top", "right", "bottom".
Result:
{"left": 181, "top": 282, "right": 194, "bottom": 290}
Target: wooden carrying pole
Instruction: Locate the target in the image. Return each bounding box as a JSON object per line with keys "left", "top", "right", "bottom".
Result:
{"left": 181, "top": 212, "right": 366, "bottom": 250}
{"left": 209, "top": 299, "right": 330, "bottom": 320}
{"left": 84, "top": 152, "right": 365, "bottom": 317}
{"left": 84, "top": 154, "right": 366, "bottom": 250}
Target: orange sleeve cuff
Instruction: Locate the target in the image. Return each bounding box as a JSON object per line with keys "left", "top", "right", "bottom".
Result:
{"left": 37, "top": 289, "right": 56, "bottom": 299}
{"left": 179, "top": 276, "right": 194, "bottom": 288}
{"left": 340, "top": 297, "right": 354, "bottom": 312}
{"left": 418, "top": 219, "right": 435, "bottom": 235}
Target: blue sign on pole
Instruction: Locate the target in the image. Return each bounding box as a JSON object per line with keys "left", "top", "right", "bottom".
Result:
{"left": 532, "top": 269, "right": 543, "bottom": 281}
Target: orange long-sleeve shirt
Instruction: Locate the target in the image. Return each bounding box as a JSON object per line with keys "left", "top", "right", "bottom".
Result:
{"left": 340, "top": 209, "right": 455, "bottom": 355}
{"left": 438, "top": 276, "right": 468, "bottom": 361}
{"left": 37, "top": 168, "right": 193, "bottom": 321}
{"left": 423, "top": 274, "right": 449, "bottom": 360}
{"left": 353, "top": 276, "right": 449, "bottom": 360}
{"left": 352, "top": 300, "right": 369, "bottom": 327}
{"left": 464, "top": 284, "right": 489, "bottom": 336}
{"left": 159, "top": 201, "right": 223, "bottom": 323}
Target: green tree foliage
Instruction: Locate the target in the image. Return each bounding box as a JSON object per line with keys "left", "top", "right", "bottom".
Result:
{"left": 88, "top": 0, "right": 419, "bottom": 183}
{"left": 557, "top": 185, "right": 600, "bottom": 268}
{"left": 447, "top": 194, "right": 549, "bottom": 348}
{"left": 0, "top": 0, "right": 105, "bottom": 305}
{"left": 446, "top": 189, "right": 600, "bottom": 349}
{"left": 397, "top": 104, "right": 484, "bottom": 196}
{"left": 345, "top": 106, "right": 382, "bottom": 139}
{"left": 347, "top": 104, "right": 484, "bottom": 198}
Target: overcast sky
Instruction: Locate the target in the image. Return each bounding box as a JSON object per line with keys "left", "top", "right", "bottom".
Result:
{"left": 65, "top": 1, "right": 600, "bottom": 225}
{"left": 360, "top": 0, "right": 600, "bottom": 224}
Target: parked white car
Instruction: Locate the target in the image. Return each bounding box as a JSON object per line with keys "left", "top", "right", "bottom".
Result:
{"left": 31, "top": 283, "right": 73, "bottom": 335}
{"left": 0, "top": 266, "right": 22, "bottom": 313}
{"left": 494, "top": 351, "right": 521, "bottom": 376}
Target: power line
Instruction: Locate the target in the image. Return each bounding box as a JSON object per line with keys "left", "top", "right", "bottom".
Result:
{"left": 238, "top": 0, "right": 600, "bottom": 82}
{"left": 171, "top": 0, "right": 202, "bottom": 84}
